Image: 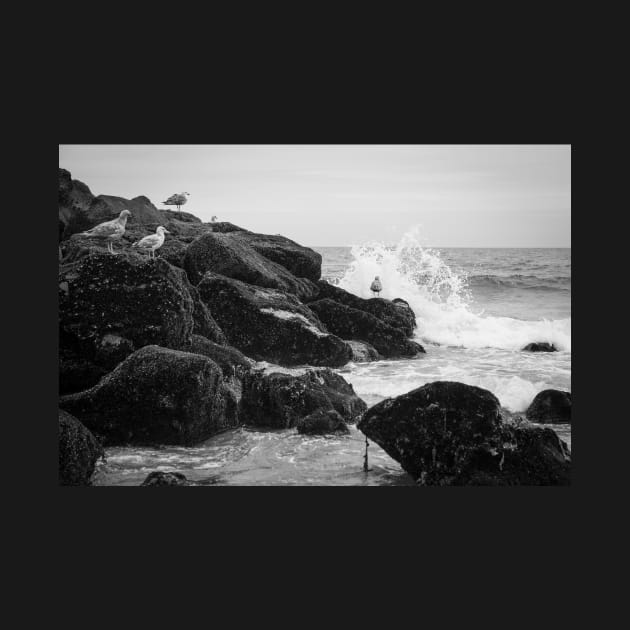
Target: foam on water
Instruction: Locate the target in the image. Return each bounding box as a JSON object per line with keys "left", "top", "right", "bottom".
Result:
{"left": 338, "top": 227, "right": 571, "bottom": 352}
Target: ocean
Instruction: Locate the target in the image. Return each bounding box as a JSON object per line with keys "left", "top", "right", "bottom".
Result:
{"left": 93, "top": 233, "right": 571, "bottom": 486}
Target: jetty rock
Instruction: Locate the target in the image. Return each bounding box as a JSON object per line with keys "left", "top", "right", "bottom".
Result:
{"left": 304, "top": 281, "right": 417, "bottom": 337}
{"left": 307, "top": 298, "right": 424, "bottom": 358}
{"left": 296, "top": 409, "right": 350, "bottom": 435}
{"left": 358, "top": 381, "right": 570, "bottom": 486}
{"left": 141, "top": 471, "right": 190, "bottom": 486}
{"left": 197, "top": 273, "right": 352, "bottom": 367}
{"left": 59, "top": 346, "right": 240, "bottom": 446}
{"left": 240, "top": 368, "right": 367, "bottom": 430}
{"left": 59, "top": 409, "right": 104, "bottom": 486}
{"left": 526, "top": 389, "right": 572, "bottom": 424}
{"left": 184, "top": 231, "right": 320, "bottom": 299}
{"left": 59, "top": 254, "right": 197, "bottom": 393}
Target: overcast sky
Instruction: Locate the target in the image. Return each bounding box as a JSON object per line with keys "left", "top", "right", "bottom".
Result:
{"left": 58, "top": 145, "right": 571, "bottom": 247}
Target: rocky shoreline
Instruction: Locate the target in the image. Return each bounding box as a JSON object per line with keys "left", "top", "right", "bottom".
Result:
{"left": 58, "top": 168, "right": 571, "bottom": 486}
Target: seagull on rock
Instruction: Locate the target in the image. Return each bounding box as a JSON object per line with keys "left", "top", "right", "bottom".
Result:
{"left": 78, "top": 209, "right": 131, "bottom": 254}
{"left": 162, "top": 192, "right": 190, "bottom": 211}
{"left": 370, "top": 275, "right": 382, "bottom": 297}
{"left": 132, "top": 226, "right": 170, "bottom": 259}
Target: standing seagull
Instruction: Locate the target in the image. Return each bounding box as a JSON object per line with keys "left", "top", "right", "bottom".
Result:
{"left": 370, "top": 275, "right": 382, "bottom": 297}
{"left": 78, "top": 209, "right": 131, "bottom": 254}
{"left": 162, "top": 192, "right": 190, "bottom": 212}
{"left": 132, "top": 226, "right": 170, "bottom": 259}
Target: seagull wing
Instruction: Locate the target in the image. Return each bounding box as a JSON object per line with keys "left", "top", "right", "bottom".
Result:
{"left": 136, "top": 234, "right": 160, "bottom": 249}
{"left": 82, "top": 219, "right": 122, "bottom": 238}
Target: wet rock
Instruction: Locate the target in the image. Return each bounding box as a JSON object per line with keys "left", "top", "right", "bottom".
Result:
{"left": 189, "top": 285, "right": 227, "bottom": 344}
{"left": 522, "top": 342, "right": 558, "bottom": 352}
{"left": 59, "top": 254, "right": 195, "bottom": 393}
{"left": 141, "top": 471, "right": 190, "bottom": 486}
{"left": 526, "top": 389, "right": 571, "bottom": 424}
{"left": 197, "top": 273, "right": 352, "bottom": 367}
{"left": 59, "top": 345, "right": 239, "bottom": 446}
{"left": 184, "top": 231, "right": 319, "bottom": 299}
{"left": 304, "top": 281, "right": 417, "bottom": 337}
{"left": 59, "top": 409, "right": 104, "bottom": 486}
{"left": 240, "top": 368, "right": 367, "bottom": 429}
{"left": 296, "top": 409, "right": 350, "bottom": 435}
{"left": 358, "top": 381, "right": 570, "bottom": 485}
{"left": 347, "top": 340, "right": 381, "bottom": 362}
{"left": 308, "top": 298, "right": 424, "bottom": 358}
{"left": 189, "top": 334, "right": 254, "bottom": 378}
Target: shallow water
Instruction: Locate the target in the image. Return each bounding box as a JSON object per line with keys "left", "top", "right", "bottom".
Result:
{"left": 94, "top": 235, "right": 571, "bottom": 486}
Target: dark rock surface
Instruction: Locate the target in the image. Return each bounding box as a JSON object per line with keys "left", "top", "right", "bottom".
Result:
{"left": 240, "top": 368, "right": 367, "bottom": 429}
{"left": 197, "top": 274, "right": 352, "bottom": 367}
{"left": 59, "top": 409, "right": 104, "bottom": 486}
{"left": 141, "top": 471, "right": 190, "bottom": 486}
{"left": 347, "top": 340, "right": 381, "bottom": 362}
{"left": 308, "top": 298, "right": 424, "bottom": 358}
{"left": 305, "top": 281, "right": 417, "bottom": 337}
{"left": 296, "top": 409, "right": 350, "bottom": 435}
{"left": 189, "top": 334, "right": 254, "bottom": 377}
{"left": 59, "top": 346, "right": 239, "bottom": 446}
{"left": 526, "top": 389, "right": 571, "bottom": 424}
{"left": 184, "top": 232, "right": 320, "bottom": 299}
{"left": 358, "top": 381, "right": 570, "bottom": 485}
{"left": 522, "top": 342, "right": 558, "bottom": 352}
{"left": 59, "top": 254, "right": 195, "bottom": 393}
{"left": 189, "top": 284, "right": 227, "bottom": 344}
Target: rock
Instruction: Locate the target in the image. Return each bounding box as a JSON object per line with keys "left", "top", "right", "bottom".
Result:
{"left": 240, "top": 368, "right": 367, "bottom": 429}
{"left": 522, "top": 342, "right": 558, "bottom": 352}
{"left": 59, "top": 409, "right": 104, "bottom": 486}
{"left": 189, "top": 334, "right": 253, "bottom": 377}
{"left": 58, "top": 169, "right": 96, "bottom": 238}
{"left": 358, "top": 381, "right": 570, "bottom": 485}
{"left": 59, "top": 254, "right": 195, "bottom": 393}
{"left": 184, "top": 231, "right": 319, "bottom": 299}
{"left": 304, "top": 281, "right": 417, "bottom": 337}
{"left": 230, "top": 232, "right": 322, "bottom": 281}
{"left": 308, "top": 298, "right": 425, "bottom": 358}
{"left": 526, "top": 389, "right": 571, "bottom": 424}
{"left": 86, "top": 194, "right": 164, "bottom": 227}
{"left": 141, "top": 471, "right": 189, "bottom": 486}
{"left": 296, "top": 409, "right": 350, "bottom": 435}
{"left": 197, "top": 273, "right": 352, "bottom": 367}
{"left": 189, "top": 285, "right": 227, "bottom": 344}
{"left": 59, "top": 345, "right": 239, "bottom": 446}
{"left": 347, "top": 340, "right": 381, "bottom": 362}
{"left": 59, "top": 348, "right": 111, "bottom": 396}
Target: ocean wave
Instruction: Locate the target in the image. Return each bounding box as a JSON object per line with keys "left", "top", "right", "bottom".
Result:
{"left": 467, "top": 274, "right": 571, "bottom": 291}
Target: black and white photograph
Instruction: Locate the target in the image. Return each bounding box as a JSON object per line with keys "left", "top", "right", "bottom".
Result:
{"left": 57, "top": 144, "right": 571, "bottom": 486}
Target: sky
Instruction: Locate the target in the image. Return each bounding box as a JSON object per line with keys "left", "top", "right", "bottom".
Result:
{"left": 58, "top": 145, "right": 571, "bottom": 247}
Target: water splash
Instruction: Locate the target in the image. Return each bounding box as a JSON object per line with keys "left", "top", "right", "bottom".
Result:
{"left": 338, "top": 227, "right": 571, "bottom": 351}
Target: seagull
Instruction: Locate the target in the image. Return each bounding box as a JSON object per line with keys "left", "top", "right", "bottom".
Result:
{"left": 162, "top": 192, "right": 190, "bottom": 211}
{"left": 211, "top": 215, "right": 218, "bottom": 222}
{"left": 78, "top": 209, "right": 131, "bottom": 254}
{"left": 132, "top": 226, "right": 170, "bottom": 259}
{"left": 370, "top": 275, "right": 382, "bottom": 297}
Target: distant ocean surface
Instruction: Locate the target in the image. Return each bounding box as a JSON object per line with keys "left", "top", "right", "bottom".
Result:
{"left": 94, "top": 236, "right": 571, "bottom": 486}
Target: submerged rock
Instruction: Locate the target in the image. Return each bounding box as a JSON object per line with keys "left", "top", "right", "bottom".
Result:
{"left": 184, "top": 231, "right": 319, "bottom": 299}
{"left": 59, "top": 345, "right": 239, "bottom": 446}
{"left": 296, "top": 409, "right": 350, "bottom": 435}
{"left": 308, "top": 298, "right": 425, "bottom": 358}
{"left": 197, "top": 273, "right": 352, "bottom": 367}
{"left": 141, "top": 471, "right": 189, "bottom": 486}
{"left": 59, "top": 409, "right": 104, "bottom": 486}
{"left": 240, "top": 368, "right": 367, "bottom": 429}
{"left": 526, "top": 389, "right": 572, "bottom": 424}
{"left": 522, "top": 342, "right": 558, "bottom": 352}
{"left": 358, "top": 381, "right": 570, "bottom": 485}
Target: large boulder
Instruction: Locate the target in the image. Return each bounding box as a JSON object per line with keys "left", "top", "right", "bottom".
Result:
{"left": 358, "top": 381, "right": 570, "bottom": 486}
{"left": 184, "top": 232, "right": 319, "bottom": 299}
{"left": 308, "top": 298, "right": 425, "bottom": 358}
{"left": 189, "top": 285, "right": 226, "bottom": 344}
{"left": 59, "top": 254, "right": 195, "bottom": 392}
{"left": 240, "top": 368, "right": 367, "bottom": 429}
{"left": 526, "top": 389, "right": 571, "bottom": 424}
{"left": 59, "top": 409, "right": 104, "bottom": 486}
{"left": 58, "top": 169, "right": 96, "bottom": 237}
{"left": 89, "top": 194, "right": 164, "bottom": 226}
{"left": 347, "top": 340, "right": 381, "bottom": 362}
{"left": 305, "top": 281, "right": 417, "bottom": 337}
{"left": 141, "top": 471, "right": 190, "bottom": 486}
{"left": 59, "top": 345, "right": 239, "bottom": 446}
{"left": 189, "top": 334, "right": 254, "bottom": 377}
{"left": 197, "top": 274, "right": 352, "bottom": 367}
{"left": 230, "top": 232, "right": 322, "bottom": 281}
{"left": 296, "top": 409, "right": 350, "bottom": 435}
